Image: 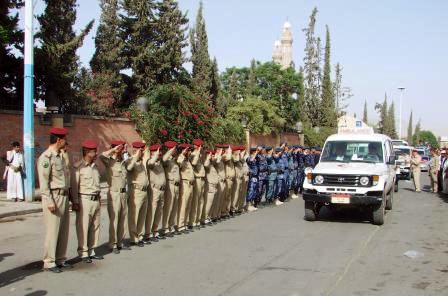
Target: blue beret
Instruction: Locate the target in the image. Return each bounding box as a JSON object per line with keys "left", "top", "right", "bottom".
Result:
{"left": 265, "top": 146, "right": 273, "bottom": 151}
{"left": 250, "top": 147, "right": 257, "bottom": 152}
{"left": 275, "top": 147, "right": 283, "bottom": 153}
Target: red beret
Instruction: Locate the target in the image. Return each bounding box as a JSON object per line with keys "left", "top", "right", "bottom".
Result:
{"left": 164, "top": 141, "right": 177, "bottom": 149}
{"left": 132, "top": 141, "right": 145, "bottom": 149}
{"left": 178, "top": 143, "right": 191, "bottom": 149}
{"left": 149, "top": 144, "right": 161, "bottom": 151}
{"left": 111, "top": 140, "right": 125, "bottom": 146}
{"left": 206, "top": 149, "right": 215, "bottom": 155}
{"left": 82, "top": 140, "right": 98, "bottom": 149}
{"left": 50, "top": 127, "right": 68, "bottom": 136}
{"left": 192, "top": 139, "right": 204, "bottom": 146}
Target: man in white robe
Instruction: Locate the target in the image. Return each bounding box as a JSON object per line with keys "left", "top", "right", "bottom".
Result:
{"left": 4, "top": 142, "right": 24, "bottom": 201}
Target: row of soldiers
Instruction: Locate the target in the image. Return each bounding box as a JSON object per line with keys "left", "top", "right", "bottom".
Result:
{"left": 37, "top": 127, "right": 321, "bottom": 273}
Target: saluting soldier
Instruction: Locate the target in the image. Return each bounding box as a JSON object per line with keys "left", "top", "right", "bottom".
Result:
{"left": 126, "top": 141, "right": 149, "bottom": 247}
{"left": 204, "top": 149, "right": 219, "bottom": 224}
{"left": 100, "top": 140, "right": 130, "bottom": 254}
{"left": 222, "top": 145, "right": 235, "bottom": 217}
{"left": 190, "top": 139, "right": 206, "bottom": 229}
{"left": 144, "top": 144, "right": 166, "bottom": 242}
{"left": 72, "top": 140, "right": 103, "bottom": 263}
{"left": 213, "top": 146, "right": 226, "bottom": 221}
{"left": 239, "top": 147, "right": 250, "bottom": 212}
{"left": 274, "top": 147, "right": 285, "bottom": 205}
{"left": 161, "top": 141, "right": 180, "bottom": 236}
{"left": 256, "top": 146, "right": 268, "bottom": 207}
{"left": 265, "top": 146, "right": 278, "bottom": 204}
{"left": 232, "top": 146, "right": 244, "bottom": 214}
{"left": 290, "top": 146, "right": 299, "bottom": 199}
{"left": 38, "top": 127, "right": 72, "bottom": 273}
{"left": 177, "top": 143, "right": 195, "bottom": 233}
{"left": 246, "top": 147, "right": 259, "bottom": 211}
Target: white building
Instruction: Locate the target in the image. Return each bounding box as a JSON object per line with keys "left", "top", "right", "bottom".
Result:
{"left": 273, "top": 21, "right": 294, "bottom": 69}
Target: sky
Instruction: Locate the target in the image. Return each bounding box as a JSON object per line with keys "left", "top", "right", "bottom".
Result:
{"left": 26, "top": 0, "right": 448, "bottom": 137}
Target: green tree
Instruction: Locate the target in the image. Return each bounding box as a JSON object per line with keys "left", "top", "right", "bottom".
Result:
{"left": 320, "top": 25, "right": 336, "bottom": 128}
{"left": 36, "top": 0, "right": 93, "bottom": 112}
{"left": 0, "top": 0, "right": 23, "bottom": 109}
{"left": 120, "top": 0, "right": 157, "bottom": 95}
{"left": 407, "top": 111, "right": 413, "bottom": 144}
{"left": 302, "top": 7, "right": 321, "bottom": 127}
{"left": 388, "top": 101, "right": 398, "bottom": 138}
{"left": 375, "top": 94, "right": 388, "bottom": 134}
{"left": 246, "top": 59, "right": 257, "bottom": 96}
{"left": 89, "top": 0, "right": 126, "bottom": 114}
{"left": 209, "top": 57, "right": 221, "bottom": 111}
{"left": 190, "top": 1, "right": 211, "bottom": 98}
{"left": 414, "top": 130, "right": 438, "bottom": 148}
{"left": 362, "top": 100, "right": 368, "bottom": 124}
{"left": 413, "top": 120, "right": 421, "bottom": 145}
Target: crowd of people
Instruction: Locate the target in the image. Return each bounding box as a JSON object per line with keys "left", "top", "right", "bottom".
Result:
{"left": 36, "top": 127, "right": 322, "bottom": 273}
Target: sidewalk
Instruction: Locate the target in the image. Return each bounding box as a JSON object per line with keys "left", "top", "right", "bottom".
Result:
{"left": 0, "top": 183, "right": 109, "bottom": 219}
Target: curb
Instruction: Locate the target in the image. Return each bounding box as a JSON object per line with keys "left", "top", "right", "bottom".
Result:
{"left": 0, "top": 208, "right": 43, "bottom": 219}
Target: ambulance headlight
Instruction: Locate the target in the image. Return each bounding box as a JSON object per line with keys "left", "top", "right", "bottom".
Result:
{"left": 359, "top": 176, "right": 370, "bottom": 186}
{"left": 314, "top": 175, "right": 324, "bottom": 185}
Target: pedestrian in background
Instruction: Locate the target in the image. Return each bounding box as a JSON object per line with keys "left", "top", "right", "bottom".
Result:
{"left": 4, "top": 141, "right": 24, "bottom": 201}
{"left": 428, "top": 148, "right": 440, "bottom": 193}
{"left": 410, "top": 149, "right": 422, "bottom": 193}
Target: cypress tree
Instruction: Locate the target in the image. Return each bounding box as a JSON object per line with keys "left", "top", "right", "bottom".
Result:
{"left": 120, "top": 0, "right": 157, "bottom": 94}
{"left": 209, "top": 57, "right": 220, "bottom": 109}
{"left": 90, "top": 0, "right": 126, "bottom": 111}
{"left": 375, "top": 94, "right": 388, "bottom": 134}
{"left": 362, "top": 100, "right": 368, "bottom": 124}
{"left": 190, "top": 1, "right": 211, "bottom": 98}
{"left": 36, "top": 0, "right": 93, "bottom": 111}
{"left": 407, "top": 111, "right": 413, "bottom": 144}
{"left": 320, "top": 25, "right": 336, "bottom": 128}
{"left": 0, "top": 0, "right": 23, "bottom": 109}
{"left": 246, "top": 59, "right": 257, "bottom": 96}
{"left": 153, "top": 0, "right": 189, "bottom": 85}
{"left": 414, "top": 120, "right": 421, "bottom": 145}
{"left": 388, "top": 101, "right": 398, "bottom": 138}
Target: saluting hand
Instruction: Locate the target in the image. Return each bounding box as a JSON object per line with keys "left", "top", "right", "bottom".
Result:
{"left": 48, "top": 204, "right": 56, "bottom": 213}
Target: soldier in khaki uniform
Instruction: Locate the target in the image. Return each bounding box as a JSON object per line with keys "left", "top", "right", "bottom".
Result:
{"left": 231, "top": 147, "right": 242, "bottom": 214}
{"left": 100, "top": 140, "right": 130, "bottom": 254}
{"left": 410, "top": 149, "right": 422, "bottom": 192}
{"left": 72, "top": 140, "right": 103, "bottom": 263}
{"left": 203, "top": 149, "right": 219, "bottom": 224}
{"left": 222, "top": 145, "right": 235, "bottom": 217}
{"left": 161, "top": 141, "right": 180, "bottom": 237}
{"left": 212, "top": 146, "right": 226, "bottom": 221}
{"left": 190, "top": 139, "right": 206, "bottom": 228}
{"left": 38, "top": 128, "right": 72, "bottom": 273}
{"left": 144, "top": 144, "right": 166, "bottom": 242}
{"left": 177, "top": 144, "right": 194, "bottom": 233}
{"left": 126, "top": 141, "right": 149, "bottom": 247}
{"left": 429, "top": 148, "right": 440, "bottom": 193}
{"left": 239, "top": 148, "right": 250, "bottom": 212}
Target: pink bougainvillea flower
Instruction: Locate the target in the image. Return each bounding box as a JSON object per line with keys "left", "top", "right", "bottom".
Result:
{"left": 160, "top": 129, "right": 168, "bottom": 136}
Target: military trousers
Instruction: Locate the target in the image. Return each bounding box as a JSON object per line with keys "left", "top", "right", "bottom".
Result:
{"left": 191, "top": 177, "right": 206, "bottom": 225}
{"left": 222, "top": 178, "right": 234, "bottom": 215}
{"left": 213, "top": 179, "right": 226, "bottom": 219}
{"left": 412, "top": 169, "right": 421, "bottom": 191}
{"left": 239, "top": 177, "right": 249, "bottom": 209}
{"left": 178, "top": 179, "right": 194, "bottom": 230}
{"left": 277, "top": 177, "right": 287, "bottom": 201}
{"left": 107, "top": 191, "right": 128, "bottom": 249}
{"left": 163, "top": 180, "right": 180, "bottom": 232}
{"left": 76, "top": 197, "right": 101, "bottom": 258}
{"left": 266, "top": 177, "right": 278, "bottom": 201}
{"left": 128, "top": 187, "right": 148, "bottom": 243}
{"left": 42, "top": 193, "right": 70, "bottom": 269}
{"left": 146, "top": 185, "right": 165, "bottom": 236}
{"left": 231, "top": 177, "right": 242, "bottom": 211}
{"left": 429, "top": 171, "right": 438, "bottom": 192}
{"left": 246, "top": 177, "right": 259, "bottom": 202}
{"left": 256, "top": 177, "right": 267, "bottom": 204}
{"left": 204, "top": 182, "right": 218, "bottom": 221}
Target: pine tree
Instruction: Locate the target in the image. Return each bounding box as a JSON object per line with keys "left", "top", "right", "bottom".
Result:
{"left": 120, "top": 0, "right": 157, "bottom": 94}
{"left": 302, "top": 7, "right": 321, "bottom": 127}
{"left": 407, "top": 111, "right": 413, "bottom": 144}
{"left": 153, "top": 0, "right": 189, "bottom": 85}
{"left": 388, "top": 101, "right": 398, "bottom": 138}
{"left": 0, "top": 0, "right": 23, "bottom": 109}
{"left": 90, "top": 0, "right": 126, "bottom": 112}
{"left": 209, "top": 57, "right": 220, "bottom": 109}
{"left": 414, "top": 120, "right": 421, "bottom": 145}
{"left": 362, "top": 100, "right": 368, "bottom": 124}
{"left": 375, "top": 94, "right": 388, "bottom": 134}
{"left": 190, "top": 1, "right": 211, "bottom": 99}
{"left": 320, "top": 25, "right": 336, "bottom": 128}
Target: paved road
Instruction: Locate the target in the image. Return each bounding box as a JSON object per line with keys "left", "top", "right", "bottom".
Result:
{"left": 0, "top": 176, "right": 447, "bottom": 296}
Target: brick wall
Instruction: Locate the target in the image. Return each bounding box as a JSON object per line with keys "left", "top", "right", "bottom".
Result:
{"left": 249, "top": 132, "right": 303, "bottom": 148}
{"left": 0, "top": 111, "right": 141, "bottom": 189}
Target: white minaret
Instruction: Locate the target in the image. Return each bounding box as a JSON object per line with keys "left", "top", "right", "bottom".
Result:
{"left": 272, "top": 40, "right": 282, "bottom": 65}
{"left": 280, "top": 21, "right": 293, "bottom": 69}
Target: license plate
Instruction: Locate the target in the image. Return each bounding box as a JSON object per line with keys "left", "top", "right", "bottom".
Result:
{"left": 331, "top": 194, "right": 351, "bottom": 204}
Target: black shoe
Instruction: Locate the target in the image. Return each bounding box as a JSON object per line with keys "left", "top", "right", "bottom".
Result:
{"left": 174, "top": 230, "right": 183, "bottom": 235}
{"left": 119, "top": 245, "right": 132, "bottom": 251}
{"left": 142, "top": 238, "right": 152, "bottom": 245}
{"left": 113, "top": 248, "right": 120, "bottom": 254}
{"left": 157, "top": 235, "right": 167, "bottom": 240}
{"left": 187, "top": 226, "right": 194, "bottom": 232}
{"left": 137, "top": 241, "right": 145, "bottom": 247}
{"left": 90, "top": 255, "right": 104, "bottom": 260}
{"left": 181, "top": 229, "right": 190, "bottom": 234}
{"left": 45, "top": 266, "right": 63, "bottom": 273}
{"left": 82, "top": 257, "right": 93, "bottom": 264}
{"left": 149, "top": 237, "right": 159, "bottom": 243}
{"left": 57, "top": 263, "right": 73, "bottom": 269}
{"left": 165, "top": 232, "right": 174, "bottom": 238}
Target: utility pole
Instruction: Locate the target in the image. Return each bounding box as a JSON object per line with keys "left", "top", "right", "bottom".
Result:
{"left": 23, "top": 0, "right": 35, "bottom": 201}
{"left": 398, "top": 87, "right": 405, "bottom": 140}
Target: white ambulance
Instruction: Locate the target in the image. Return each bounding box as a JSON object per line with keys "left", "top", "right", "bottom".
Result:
{"left": 302, "top": 127, "right": 397, "bottom": 225}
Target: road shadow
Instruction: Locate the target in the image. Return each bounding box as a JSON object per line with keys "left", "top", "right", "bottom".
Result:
{"left": 437, "top": 193, "right": 448, "bottom": 203}
{"left": 315, "top": 206, "right": 372, "bottom": 224}
{"left": 24, "top": 291, "right": 47, "bottom": 296}
{"left": 0, "top": 253, "right": 14, "bottom": 263}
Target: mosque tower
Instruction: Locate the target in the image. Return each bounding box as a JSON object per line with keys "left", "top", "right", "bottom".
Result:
{"left": 272, "top": 21, "right": 294, "bottom": 69}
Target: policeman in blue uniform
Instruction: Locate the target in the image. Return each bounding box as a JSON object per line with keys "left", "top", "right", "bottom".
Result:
{"left": 256, "top": 145, "right": 268, "bottom": 207}
{"left": 290, "top": 145, "right": 300, "bottom": 198}
{"left": 296, "top": 146, "right": 305, "bottom": 194}
{"left": 280, "top": 143, "right": 290, "bottom": 197}
{"left": 246, "top": 147, "right": 259, "bottom": 211}
{"left": 275, "top": 147, "right": 287, "bottom": 204}
{"left": 265, "top": 146, "right": 277, "bottom": 204}
{"left": 304, "top": 147, "right": 315, "bottom": 169}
